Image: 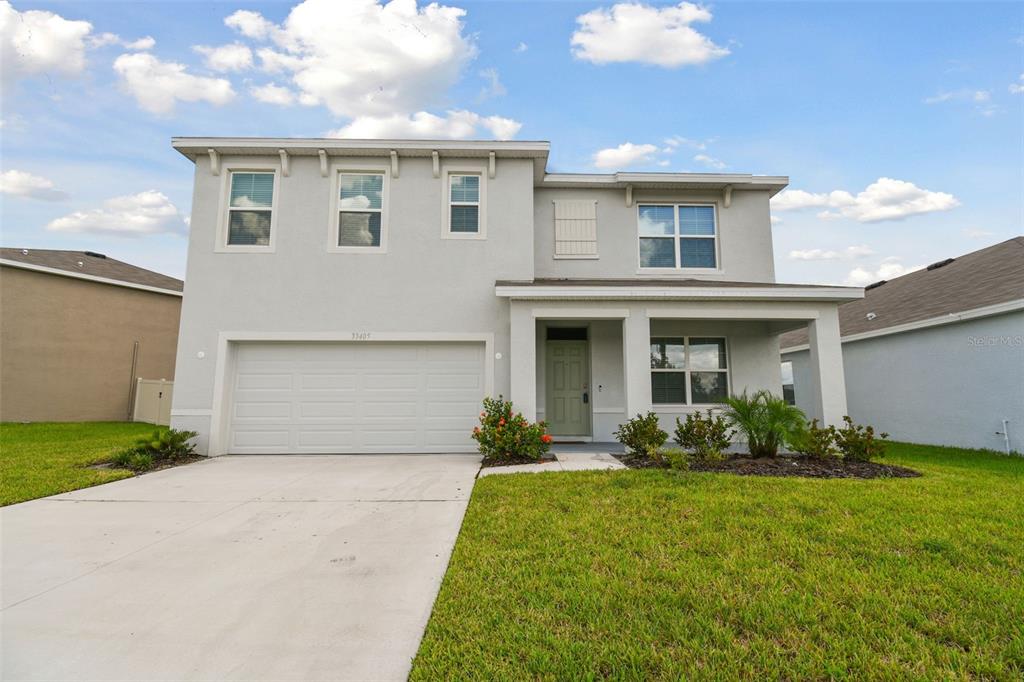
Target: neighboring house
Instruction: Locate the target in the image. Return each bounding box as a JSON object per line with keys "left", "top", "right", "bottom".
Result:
{"left": 0, "top": 249, "right": 183, "bottom": 422}
{"left": 781, "top": 237, "right": 1024, "bottom": 453}
{"left": 169, "top": 138, "right": 861, "bottom": 455}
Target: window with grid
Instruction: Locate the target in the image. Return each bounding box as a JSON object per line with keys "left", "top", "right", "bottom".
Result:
{"left": 338, "top": 173, "right": 384, "bottom": 248}
{"left": 448, "top": 174, "right": 480, "bottom": 233}
{"left": 638, "top": 204, "right": 717, "bottom": 269}
{"left": 650, "top": 337, "right": 728, "bottom": 404}
{"left": 227, "top": 172, "right": 274, "bottom": 246}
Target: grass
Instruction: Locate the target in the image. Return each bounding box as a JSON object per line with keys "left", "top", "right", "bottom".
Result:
{"left": 412, "top": 443, "right": 1024, "bottom": 680}
{"left": 0, "top": 422, "right": 157, "bottom": 506}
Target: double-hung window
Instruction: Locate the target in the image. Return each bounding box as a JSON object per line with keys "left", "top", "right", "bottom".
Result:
{"left": 650, "top": 337, "right": 729, "bottom": 404}
{"left": 226, "top": 171, "right": 275, "bottom": 247}
{"left": 448, "top": 173, "right": 481, "bottom": 235}
{"left": 638, "top": 204, "right": 717, "bottom": 269}
{"left": 335, "top": 172, "right": 386, "bottom": 250}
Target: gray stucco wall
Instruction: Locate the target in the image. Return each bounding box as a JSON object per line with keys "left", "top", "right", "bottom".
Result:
{"left": 534, "top": 187, "right": 776, "bottom": 282}
{"left": 783, "top": 311, "right": 1024, "bottom": 452}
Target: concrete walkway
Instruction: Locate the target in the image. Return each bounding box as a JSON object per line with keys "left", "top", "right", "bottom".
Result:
{"left": 478, "top": 450, "right": 625, "bottom": 477}
{"left": 1, "top": 454, "right": 480, "bottom": 682}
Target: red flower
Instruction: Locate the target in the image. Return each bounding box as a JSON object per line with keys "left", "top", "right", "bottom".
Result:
{"left": 498, "top": 418, "right": 506, "bottom": 426}
{"left": 541, "top": 434, "right": 553, "bottom": 444}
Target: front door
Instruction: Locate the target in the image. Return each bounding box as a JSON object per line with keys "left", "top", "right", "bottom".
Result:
{"left": 545, "top": 340, "right": 591, "bottom": 437}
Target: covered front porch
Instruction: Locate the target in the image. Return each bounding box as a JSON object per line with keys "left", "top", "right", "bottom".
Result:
{"left": 497, "top": 279, "right": 862, "bottom": 440}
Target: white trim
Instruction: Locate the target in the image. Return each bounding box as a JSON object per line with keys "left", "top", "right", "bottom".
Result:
{"left": 207, "top": 331, "right": 496, "bottom": 456}
{"left": 171, "top": 408, "right": 213, "bottom": 417}
{"left": 278, "top": 149, "right": 290, "bottom": 177}
{"left": 531, "top": 307, "right": 630, "bottom": 319}
{"left": 496, "top": 284, "right": 863, "bottom": 302}
{"left": 328, "top": 164, "right": 390, "bottom": 254}
{"left": 780, "top": 298, "right": 1024, "bottom": 353}
{"left": 592, "top": 407, "right": 625, "bottom": 414}
{"left": 442, "top": 164, "right": 487, "bottom": 240}
{"left": 216, "top": 165, "right": 281, "bottom": 253}
{"left": 0, "top": 259, "right": 183, "bottom": 297}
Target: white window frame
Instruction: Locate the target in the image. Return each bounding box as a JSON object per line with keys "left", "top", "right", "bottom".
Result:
{"left": 650, "top": 336, "right": 730, "bottom": 406}
{"left": 216, "top": 165, "right": 280, "bottom": 253}
{"left": 328, "top": 164, "right": 390, "bottom": 254}
{"left": 442, "top": 166, "right": 487, "bottom": 240}
{"left": 636, "top": 202, "right": 721, "bottom": 273}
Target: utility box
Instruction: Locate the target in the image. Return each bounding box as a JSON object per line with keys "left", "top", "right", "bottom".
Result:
{"left": 132, "top": 379, "right": 173, "bottom": 426}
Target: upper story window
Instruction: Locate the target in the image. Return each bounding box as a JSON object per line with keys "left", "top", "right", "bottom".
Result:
{"left": 225, "top": 171, "right": 276, "bottom": 248}
{"left": 444, "top": 169, "right": 486, "bottom": 239}
{"left": 638, "top": 204, "right": 718, "bottom": 270}
{"left": 330, "top": 168, "right": 389, "bottom": 253}
{"left": 650, "top": 336, "right": 729, "bottom": 405}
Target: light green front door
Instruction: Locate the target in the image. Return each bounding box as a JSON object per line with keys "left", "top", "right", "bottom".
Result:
{"left": 545, "top": 340, "right": 591, "bottom": 437}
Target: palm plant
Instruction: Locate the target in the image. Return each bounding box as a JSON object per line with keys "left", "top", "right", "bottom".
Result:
{"left": 722, "top": 390, "right": 806, "bottom": 458}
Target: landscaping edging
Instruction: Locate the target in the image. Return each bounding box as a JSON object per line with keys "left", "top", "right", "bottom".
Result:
{"left": 613, "top": 453, "right": 921, "bottom": 479}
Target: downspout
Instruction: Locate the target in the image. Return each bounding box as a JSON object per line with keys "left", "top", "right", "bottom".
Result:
{"left": 127, "top": 340, "right": 139, "bottom": 420}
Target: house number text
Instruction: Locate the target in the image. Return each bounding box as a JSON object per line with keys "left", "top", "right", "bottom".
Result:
{"left": 351, "top": 332, "right": 372, "bottom": 341}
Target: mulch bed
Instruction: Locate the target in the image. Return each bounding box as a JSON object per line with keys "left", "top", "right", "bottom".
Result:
{"left": 480, "top": 452, "right": 557, "bottom": 468}
{"left": 88, "top": 454, "right": 206, "bottom": 473}
{"left": 614, "top": 452, "right": 920, "bottom": 479}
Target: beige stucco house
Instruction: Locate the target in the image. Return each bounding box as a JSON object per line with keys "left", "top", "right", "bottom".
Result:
{"left": 169, "top": 138, "right": 861, "bottom": 455}
{"left": 0, "top": 249, "right": 183, "bottom": 422}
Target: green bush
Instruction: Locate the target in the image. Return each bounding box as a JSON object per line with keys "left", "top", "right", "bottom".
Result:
{"left": 661, "top": 447, "right": 691, "bottom": 471}
{"left": 792, "top": 419, "right": 839, "bottom": 460}
{"left": 614, "top": 412, "right": 668, "bottom": 459}
{"left": 674, "top": 410, "right": 732, "bottom": 462}
{"left": 722, "top": 390, "right": 806, "bottom": 458}
{"left": 834, "top": 416, "right": 888, "bottom": 461}
{"left": 111, "top": 449, "right": 154, "bottom": 472}
{"left": 472, "top": 396, "right": 551, "bottom": 462}
{"left": 133, "top": 428, "right": 199, "bottom": 462}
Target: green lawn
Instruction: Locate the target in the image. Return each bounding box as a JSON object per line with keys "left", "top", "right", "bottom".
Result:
{"left": 0, "top": 422, "right": 157, "bottom": 506}
{"left": 412, "top": 443, "right": 1024, "bottom": 680}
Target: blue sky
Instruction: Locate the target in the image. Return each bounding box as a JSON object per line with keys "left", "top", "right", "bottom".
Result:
{"left": 1, "top": 0, "right": 1021, "bottom": 282}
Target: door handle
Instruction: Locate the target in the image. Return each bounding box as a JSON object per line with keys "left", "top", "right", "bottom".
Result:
{"left": 582, "top": 392, "right": 589, "bottom": 404}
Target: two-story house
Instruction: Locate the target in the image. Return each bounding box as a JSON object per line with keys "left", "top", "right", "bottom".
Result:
{"left": 169, "top": 138, "right": 860, "bottom": 455}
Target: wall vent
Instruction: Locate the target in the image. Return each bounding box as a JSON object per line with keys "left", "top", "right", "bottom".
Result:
{"left": 926, "top": 257, "right": 955, "bottom": 271}
{"left": 865, "top": 280, "right": 887, "bottom": 291}
{"left": 84, "top": 251, "right": 107, "bottom": 259}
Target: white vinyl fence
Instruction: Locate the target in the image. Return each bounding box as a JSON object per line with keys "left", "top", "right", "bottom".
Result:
{"left": 132, "top": 379, "right": 173, "bottom": 426}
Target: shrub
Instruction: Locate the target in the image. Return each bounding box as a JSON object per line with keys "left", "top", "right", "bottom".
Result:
{"left": 674, "top": 410, "right": 732, "bottom": 462}
{"left": 472, "top": 396, "right": 551, "bottom": 463}
{"left": 792, "top": 419, "right": 839, "bottom": 460}
{"left": 661, "top": 447, "right": 691, "bottom": 471}
{"left": 133, "top": 428, "right": 199, "bottom": 462}
{"left": 834, "top": 416, "right": 888, "bottom": 461}
{"left": 111, "top": 449, "right": 154, "bottom": 472}
{"left": 615, "top": 412, "right": 668, "bottom": 459}
{"left": 722, "top": 390, "right": 806, "bottom": 458}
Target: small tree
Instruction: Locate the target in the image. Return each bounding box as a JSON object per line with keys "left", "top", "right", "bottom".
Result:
{"left": 722, "top": 390, "right": 806, "bottom": 458}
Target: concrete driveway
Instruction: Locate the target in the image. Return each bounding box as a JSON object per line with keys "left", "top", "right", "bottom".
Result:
{"left": 1, "top": 454, "right": 480, "bottom": 681}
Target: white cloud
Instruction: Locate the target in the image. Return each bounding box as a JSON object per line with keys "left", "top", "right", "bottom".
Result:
{"left": 963, "top": 227, "right": 995, "bottom": 239}
{"left": 0, "top": 1, "right": 93, "bottom": 80}
{"left": 789, "top": 245, "right": 874, "bottom": 261}
{"left": 0, "top": 169, "right": 69, "bottom": 201}
{"left": 327, "top": 110, "right": 522, "bottom": 140}
{"left": 771, "top": 178, "right": 959, "bottom": 223}
{"left": 124, "top": 36, "right": 155, "bottom": 51}
{"left": 514, "top": 41, "right": 528, "bottom": 53}
{"left": 924, "top": 88, "right": 997, "bottom": 115}
{"left": 250, "top": 82, "right": 296, "bottom": 106}
{"left": 46, "top": 191, "right": 187, "bottom": 237}
{"left": 478, "top": 67, "right": 506, "bottom": 100}
{"left": 113, "top": 52, "right": 235, "bottom": 114}
{"left": 693, "top": 153, "right": 726, "bottom": 170}
{"left": 845, "top": 258, "right": 923, "bottom": 287}
{"left": 224, "top": 0, "right": 476, "bottom": 119}
{"left": 663, "top": 135, "right": 708, "bottom": 151}
{"left": 593, "top": 142, "right": 659, "bottom": 169}
{"left": 193, "top": 42, "right": 253, "bottom": 71}
{"left": 1010, "top": 73, "right": 1024, "bottom": 95}
{"left": 571, "top": 1, "right": 729, "bottom": 67}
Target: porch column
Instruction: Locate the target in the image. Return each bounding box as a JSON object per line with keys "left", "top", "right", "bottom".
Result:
{"left": 622, "top": 307, "right": 651, "bottom": 419}
{"left": 509, "top": 301, "right": 537, "bottom": 420}
{"left": 807, "top": 306, "right": 848, "bottom": 426}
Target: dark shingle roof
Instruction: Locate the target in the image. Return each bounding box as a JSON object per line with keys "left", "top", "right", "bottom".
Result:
{"left": 0, "top": 248, "right": 183, "bottom": 292}
{"left": 780, "top": 237, "right": 1024, "bottom": 348}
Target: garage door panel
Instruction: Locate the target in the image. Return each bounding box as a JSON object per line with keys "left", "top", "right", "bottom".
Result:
{"left": 229, "top": 341, "right": 483, "bottom": 454}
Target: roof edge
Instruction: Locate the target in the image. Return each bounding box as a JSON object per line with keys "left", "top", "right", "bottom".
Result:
{"left": 0, "top": 259, "right": 184, "bottom": 297}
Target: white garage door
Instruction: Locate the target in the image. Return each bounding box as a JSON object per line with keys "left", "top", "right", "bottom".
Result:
{"left": 228, "top": 342, "right": 485, "bottom": 454}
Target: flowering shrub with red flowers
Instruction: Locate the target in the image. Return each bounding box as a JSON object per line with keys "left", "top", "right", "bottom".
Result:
{"left": 472, "top": 396, "right": 552, "bottom": 463}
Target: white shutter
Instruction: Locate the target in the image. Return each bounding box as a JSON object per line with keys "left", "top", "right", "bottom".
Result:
{"left": 553, "top": 199, "right": 598, "bottom": 258}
